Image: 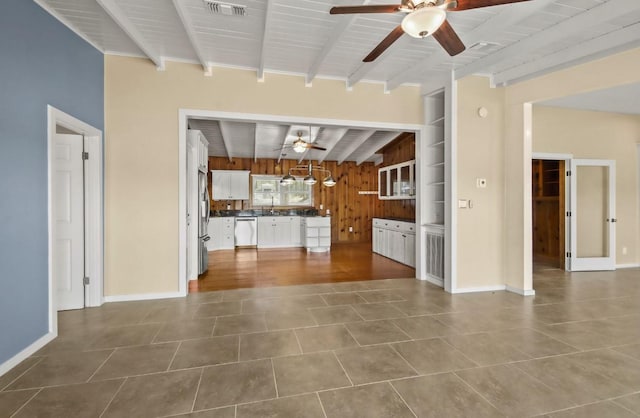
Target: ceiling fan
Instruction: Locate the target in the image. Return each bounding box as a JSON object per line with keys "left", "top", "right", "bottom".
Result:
{"left": 283, "top": 131, "right": 327, "bottom": 153}
{"left": 330, "top": 0, "right": 531, "bottom": 62}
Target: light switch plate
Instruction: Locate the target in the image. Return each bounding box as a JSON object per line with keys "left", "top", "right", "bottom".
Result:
{"left": 458, "top": 199, "right": 468, "bottom": 209}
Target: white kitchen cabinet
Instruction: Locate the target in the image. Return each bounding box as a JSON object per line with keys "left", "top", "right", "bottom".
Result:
{"left": 208, "top": 217, "right": 234, "bottom": 250}
{"left": 372, "top": 218, "right": 415, "bottom": 267}
{"left": 378, "top": 160, "right": 416, "bottom": 200}
{"left": 211, "top": 170, "right": 250, "bottom": 201}
{"left": 257, "top": 217, "right": 298, "bottom": 248}
{"left": 305, "top": 217, "right": 331, "bottom": 252}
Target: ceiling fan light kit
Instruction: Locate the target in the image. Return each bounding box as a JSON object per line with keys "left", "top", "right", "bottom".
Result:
{"left": 401, "top": 6, "right": 446, "bottom": 38}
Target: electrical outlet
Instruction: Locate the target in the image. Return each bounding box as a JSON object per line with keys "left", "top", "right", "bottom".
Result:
{"left": 476, "top": 178, "right": 487, "bottom": 188}
{"left": 319, "top": 204, "right": 323, "bottom": 210}
{"left": 349, "top": 226, "right": 353, "bottom": 232}
{"left": 622, "top": 247, "right": 628, "bottom": 255}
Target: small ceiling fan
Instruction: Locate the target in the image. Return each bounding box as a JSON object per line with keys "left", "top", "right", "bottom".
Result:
{"left": 330, "top": 0, "right": 531, "bottom": 62}
{"left": 282, "top": 131, "right": 327, "bottom": 153}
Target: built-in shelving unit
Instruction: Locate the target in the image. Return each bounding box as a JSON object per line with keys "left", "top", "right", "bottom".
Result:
{"left": 423, "top": 90, "right": 446, "bottom": 228}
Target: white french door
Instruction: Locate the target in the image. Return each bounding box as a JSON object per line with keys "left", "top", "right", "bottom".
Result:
{"left": 53, "top": 133, "right": 85, "bottom": 310}
{"left": 568, "top": 159, "right": 616, "bottom": 271}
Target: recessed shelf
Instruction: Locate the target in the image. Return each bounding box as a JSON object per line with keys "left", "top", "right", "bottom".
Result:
{"left": 428, "top": 181, "right": 445, "bottom": 186}
{"left": 428, "top": 116, "right": 445, "bottom": 126}
{"left": 428, "top": 162, "right": 445, "bottom": 167}
{"left": 429, "top": 140, "right": 445, "bottom": 147}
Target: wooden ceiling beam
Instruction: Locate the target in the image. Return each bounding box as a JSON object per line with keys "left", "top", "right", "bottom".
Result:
{"left": 257, "top": 0, "right": 275, "bottom": 82}
{"left": 356, "top": 132, "right": 399, "bottom": 166}
{"left": 172, "top": 0, "right": 212, "bottom": 76}
{"left": 96, "top": 0, "right": 164, "bottom": 69}
{"left": 318, "top": 128, "right": 349, "bottom": 164}
{"left": 217, "top": 121, "right": 234, "bottom": 162}
{"left": 337, "top": 130, "right": 376, "bottom": 165}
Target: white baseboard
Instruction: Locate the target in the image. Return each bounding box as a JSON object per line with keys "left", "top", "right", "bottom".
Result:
{"left": 0, "top": 332, "right": 56, "bottom": 378}
{"left": 506, "top": 285, "right": 536, "bottom": 296}
{"left": 616, "top": 263, "right": 640, "bottom": 269}
{"left": 103, "top": 291, "right": 186, "bottom": 303}
{"left": 450, "top": 285, "right": 506, "bottom": 294}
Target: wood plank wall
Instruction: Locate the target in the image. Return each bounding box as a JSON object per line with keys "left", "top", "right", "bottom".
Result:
{"left": 208, "top": 132, "right": 415, "bottom": 243}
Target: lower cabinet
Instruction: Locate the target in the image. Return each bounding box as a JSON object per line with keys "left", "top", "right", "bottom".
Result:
{"left": 372, "top": 218, "right": 415, "bottom": 267}
{"left": 207, "top": 217, "right": 234, "bottom": 250}
{"left": 257, "top": 217, "right": 300, "bottom": 248}
{"left": 304, "top": 217, "right": 331, "bottom": 252}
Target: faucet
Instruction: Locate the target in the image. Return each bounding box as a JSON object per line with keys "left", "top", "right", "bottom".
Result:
{"left": 270, "top": 196, "right": 275, "bottom": 215}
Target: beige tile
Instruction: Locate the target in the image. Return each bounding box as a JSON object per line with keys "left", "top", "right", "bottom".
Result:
{"left": 392, "top": 338, "right": 477, "bottom": 374}
{"left": 321, "top": 292, "right": 367, "bottom": 306}
{"left": 14, "top": 379, "right": 122, "bottom": 418}
{"left": 0, "top": 357, "right": 41, "bottom": 391}
{"left": 241, "top": 295, "right": 326, "bottom": 314}
{"left": 193, "top": 301, "right": 242, "bottom": 318}
{"left": 330, "top": 281, "right": 373, "bottom": 292}
{"left": 264, "top": 310, "right": 316, "bottom": 330}
{"left": 170, "top": 336, "right": 239, "bottom": 370}
{"left": 488, "top": 328, "right": 579, "bottom": 358}
{"left": 8, "top": 350, "right": 112, "bottom": 389}
{"left": 309, "top": 305, "right": 363, "bottom": 325}
{"left": 319, "top": 382, "right": 414, "bottom": 418}
{"left": 357, "top": 290, "right": 405, "bottom": 303}
{"left": 294, "top": 325, "right": 358, "bottom": 353}
{"left": 392, "top": 315, "right": 457, "bottom": 339}
{"left": 92, "top": 342, "right": 178, "bottom": 380}
{"left": 88, "top": 323, "right": 162, "bottom": 349}
{"left": 568, "top": 349, "right": 640, "bottom": 390}
{"left": 171, "top": 407, "right": 235, "bottom": 418}
{"left": 212, "top": 314, "right": 267, "bottom": 336}
{"left": 32, "top": 334, "right": 94, "bottom": 356}
{"left": 194, "top": 359, "right": 276, "bottom": 410}
{"left": 239, "top": 330, "right": 301, "bottom": 361}
{"left": 545, "top": 401, "right": 637, "bottom": 418}
{"left": 0, "top": 390, "right": 39, "bottom": 418}
{"left": 533, "top": 321, "right": 611, "bottom": 350}
{"left": 389, "top": 300, "right": 450, "bottom": 316}
{"left": 236, "top": 393, "right": 325, "bottom": 418}
{"left": 455, "top": 364, "right": 574, "bottom": 416}
{"left": 154, "top": 318, "right": 216, "bottom": 342}
{"left": 335, "top": 345, "right": 417, "bottom": 385}
{"left": 272, "top": 352, "right": 351, "bottom": 396}
{"left": 613, "top": 343, "right": 640, "bottom": 361}
{"left": 351, "top": 302, "right": 406, "bottom": 320}
{"left": 514, "top": 355, "right": 630, "bottom": 405}
{"left": 392, "top": 374, "right": 505, "bottom": 418}
{"left": 444, "top": 333, "right": 531, "bottom": 366}
{"left": 345, "top": 320, "right": 410, "bottom": 345}
{"left": 614, "top": 393, "right": 640, "bottom": 414}
{"left": 140, "top": 304, "right": 200, "bottom": 324}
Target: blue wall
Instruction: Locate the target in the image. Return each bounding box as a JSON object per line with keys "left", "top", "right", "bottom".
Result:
{"left": 0, "top": 0, "right": 103, "bottom": 365}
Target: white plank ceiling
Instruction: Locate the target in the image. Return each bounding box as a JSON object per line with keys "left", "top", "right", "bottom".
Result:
{"left": 36, "top": 0, "right": 640, "bottom": 160}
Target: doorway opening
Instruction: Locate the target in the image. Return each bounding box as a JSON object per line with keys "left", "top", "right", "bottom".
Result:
{"left": 47, "top": 106, "right": 103, "bottom": 334}
{"left": 532, "top": 158, "right": 566, "bottom": 269}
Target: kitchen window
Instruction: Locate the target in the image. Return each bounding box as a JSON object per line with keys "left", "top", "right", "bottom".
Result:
{"left": 252, "top": 175, "right": 313, "bottom": 207}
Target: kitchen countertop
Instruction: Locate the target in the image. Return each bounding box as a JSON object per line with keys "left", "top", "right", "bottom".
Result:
{"left": 211, "top": 209, "right": 320, "bottom": 218}
{"left": 374, "top": 217, "right": 416, "bottom": 223}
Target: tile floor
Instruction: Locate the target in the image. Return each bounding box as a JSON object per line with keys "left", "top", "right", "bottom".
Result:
{"left": 2, "top": 267, "right": 640, "bottom": 417}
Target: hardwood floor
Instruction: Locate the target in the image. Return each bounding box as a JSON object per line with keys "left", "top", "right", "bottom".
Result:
{"left": 191, "top": 242, "right": 416, "bottom": 292}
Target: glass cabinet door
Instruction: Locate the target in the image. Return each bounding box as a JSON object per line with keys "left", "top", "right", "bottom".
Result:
{"left": 390, "top": 167, "right": 399, "bottom": 196}
{"left": 379, "top": 169, "right": 388, "bottom": 197}
{"left": 399, "top": 164, "right": 411, "bottom": 196}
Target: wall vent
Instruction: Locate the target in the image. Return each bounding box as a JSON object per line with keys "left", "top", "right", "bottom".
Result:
{"left": 203, "top": 0, "right": 247, "bottom": 16}
{"left": 468, "top": 41, "right": 501, "bottom": 52}
{"left": 425, "top": 225, "right": 445, "bottom": 282}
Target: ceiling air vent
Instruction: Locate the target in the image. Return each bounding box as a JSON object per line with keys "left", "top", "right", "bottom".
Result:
{"left": 203, "top": 0, "right": 247, "bottom": 16}
{"left": 468, "top": 42, "right": 501, "bottom": 52}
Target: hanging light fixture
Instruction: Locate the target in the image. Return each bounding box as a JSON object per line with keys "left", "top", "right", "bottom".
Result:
{"left": 281, "top": 161, "right": 336, "bottom": 187}
{"left": 292, "top": 137, "right": 307, "bottom": 153}
{"left": 401, "top": 5, "right": 446, "bottom": 39}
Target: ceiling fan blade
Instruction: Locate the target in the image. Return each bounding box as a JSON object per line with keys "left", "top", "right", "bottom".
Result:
{"left": 309, "top": 145, "right": 327, "bottom": 151}
{"left": 330, "top": 5, "right": 402, "bottom": 15}
{"left": 432, "top": 20, "right": 465, "bottom": 56}
{"left": 363, "top": 25, "right": 405, "bottom": 62}
{"left": 449, "top": 0, "right": 531, "bottom": 11}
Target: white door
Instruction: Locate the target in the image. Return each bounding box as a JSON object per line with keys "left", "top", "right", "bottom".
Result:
{"left": 568, "top": 159, "right": 616, "bottom": 271}
{"left": 53, "top": 134, "right": 85, "bottom": 310}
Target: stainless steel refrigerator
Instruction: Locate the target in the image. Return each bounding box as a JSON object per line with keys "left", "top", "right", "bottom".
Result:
{"left": 198, "top": 170, "right": 211, "bottom": 275}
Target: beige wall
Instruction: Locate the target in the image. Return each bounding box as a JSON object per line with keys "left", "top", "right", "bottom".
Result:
{"left": 455, "top": 76, "right": 506, "bottom": 289}
{"left": 104, "top": 56, "right": 423, "bottom": 296}
{"left": 533, "top": 106, "right": 640, "bottom": 265}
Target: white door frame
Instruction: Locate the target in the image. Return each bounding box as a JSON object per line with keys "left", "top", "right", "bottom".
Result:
{"left": 177, "top": 109, "right": 425, "bottom": 295}
{"left": 568, "top": 158, "right": 616, "bottom": 271}
{"left": 47, "top": 105, "right": 103, "bottom": 334}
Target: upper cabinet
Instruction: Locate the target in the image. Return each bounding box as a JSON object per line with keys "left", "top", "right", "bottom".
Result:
{"left": 211, "top": 170, "right": 250, "bottom": 200}
{"left": 378, "top": 160, "right": 416, "bottom": 200}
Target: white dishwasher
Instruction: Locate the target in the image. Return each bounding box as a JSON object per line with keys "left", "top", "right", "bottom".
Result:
{"left": 234, "top": 217, "right": 257, "bottom": 247}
